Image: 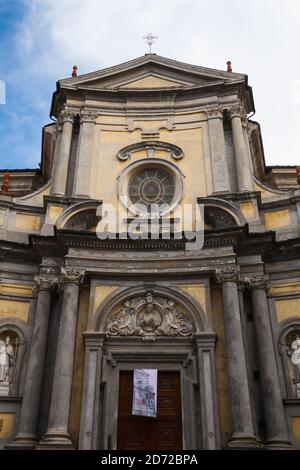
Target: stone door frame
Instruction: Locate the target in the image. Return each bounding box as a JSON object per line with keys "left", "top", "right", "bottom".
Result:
{"left": 79, "top": 334, "right": 220, "bottom": 450}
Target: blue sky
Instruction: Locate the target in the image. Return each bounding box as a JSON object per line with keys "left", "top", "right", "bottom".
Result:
{"left": 0, "top": 0, "right": 300, "bottom": 169}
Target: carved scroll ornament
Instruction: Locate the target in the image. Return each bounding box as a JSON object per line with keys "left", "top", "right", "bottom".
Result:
{"left": 106, "top": 293, "right": 193, "bottom": 340}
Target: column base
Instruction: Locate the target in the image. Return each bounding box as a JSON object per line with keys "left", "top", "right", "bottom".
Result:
{"left": 266, "top": 438, "right": 293, "bottom": 450}
{"left": 228, "top": 433, "right": 261, "bottom": 449}
{"left": 8, "top": 433, "right": 38, "bottom": 449}
{"left": 38, "top": 431, "right": 75, "bottom": 449}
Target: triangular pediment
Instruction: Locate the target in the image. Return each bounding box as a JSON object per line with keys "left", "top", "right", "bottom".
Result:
{"left": 118, "top": 74, "right": 192, "bottom": 89}
{"left": 58, "top": 54, "right": 246, "bottom": 92}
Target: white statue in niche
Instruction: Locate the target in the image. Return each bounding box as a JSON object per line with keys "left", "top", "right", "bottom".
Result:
{"left": 290, "top": 335, "right": 300, "bottom": 398}
{"left": 0, "top": 337, "right": 15, "bottom": 395}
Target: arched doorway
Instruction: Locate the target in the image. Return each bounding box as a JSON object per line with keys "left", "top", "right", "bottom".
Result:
{"left": 79, "top": 286, "right": 220, "bottom": 450}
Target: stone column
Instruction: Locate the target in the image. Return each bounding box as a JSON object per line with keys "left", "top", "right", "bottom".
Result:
{"left": 51, "top": 110, "right": 74, "bottom": 196}
{"left": 73, "top": 109, "right": 97, "bottom": 198}
{"left": 40, "top": 267, "right": 84, "bottom": 448}
{"left": 216, "top": 266, "right": 259, "bottom": 448}
{"left": 230, "top": 106, "right": 254, "bottom": 192}
{"left": 247, "top": 275, "right": 291, "bottom": 448}
{"left": 79, "top": 333, "right": 105, "bottom": 450}
{"left": 10, "top": 276, "right": 57, "bottom": 448}
{"left": 206, "top": 108, "right": 230, "bottom": 193}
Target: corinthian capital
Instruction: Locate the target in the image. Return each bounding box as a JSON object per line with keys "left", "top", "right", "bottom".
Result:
{"left": 205, "top": 107, "right": 223, "bottom": 120}
{"left": 60, "top": 109, "right": 75, "bottom": 124}
{"left": 34, "top": 275, "right": 58, "bottom": 292}
{"left": 61, "top": 267, "right": 85, "bottom": 285}
{"left": 229, "top": 104, "right": 247, "bottom": 121}
{"left": 80, "top": 108, "right": 97, "bottom": 123}
{"left": 243, "top": 274, "right": 268, "bottom": 290}
{"left": 215, "top": 265, "right": 240, "bottom": 284}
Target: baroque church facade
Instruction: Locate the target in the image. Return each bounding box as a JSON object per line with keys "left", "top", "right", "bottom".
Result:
{"left": 0, "top": 54, "right": 300, "bottom": 450}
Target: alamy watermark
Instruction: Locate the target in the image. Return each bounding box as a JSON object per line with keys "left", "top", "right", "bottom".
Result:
{"left": 0, "top": 80, "right": 6, "bottom": 104}
{"left": 95, "top": 202, "right": 205, "bottom": 251}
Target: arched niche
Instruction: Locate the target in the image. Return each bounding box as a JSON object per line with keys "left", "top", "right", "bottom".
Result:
{"left": 0, "top": 323, "right": 27, "bottom": 396}
{"left": 278, "top": 321, "right": 300, "bottom": 398}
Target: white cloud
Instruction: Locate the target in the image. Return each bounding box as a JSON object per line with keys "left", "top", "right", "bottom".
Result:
{"left": 8, "top": 0, "right": 300, "bottom": 165}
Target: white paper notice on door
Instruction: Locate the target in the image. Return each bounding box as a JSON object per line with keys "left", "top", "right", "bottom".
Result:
{"left": 132, "top": 369, "right": 158, "bottom": 418}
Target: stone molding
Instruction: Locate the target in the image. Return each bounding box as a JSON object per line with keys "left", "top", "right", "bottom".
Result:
{"left": 117, "top": 141, "right": 184, "bottom": 161}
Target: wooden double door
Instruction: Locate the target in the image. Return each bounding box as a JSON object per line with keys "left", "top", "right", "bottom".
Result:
{"left": 117, "top": 370, "right": 182, "bottom": 450}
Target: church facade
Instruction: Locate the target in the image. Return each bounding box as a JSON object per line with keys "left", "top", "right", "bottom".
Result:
{"left": 0, "top": 54, "right": 300, "bottom": 450}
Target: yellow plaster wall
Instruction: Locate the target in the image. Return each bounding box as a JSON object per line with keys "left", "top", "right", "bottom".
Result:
{"left": 90, "top": 122, "right": 206, "bottom": 212}
{"left": 268, "top": 282, "right": 300, "bottom": 297}
{"left": 14, "top": 213, "right": 41, "bottom": 231}
{"left": 47, "top": 205, "right": 64, "bottom": 223}
{"left": 239, "top": 201, "right": 256, "bottom": 221}
{"left": 174, "top": 112, "right": 203, "bottom": 125}
{"left": 0, "top": 284, "right": 33, "bottom": 297}
{"left": 254, "top": 182, "right": 278, "bottom": 200}
{"left": 180, "top": 284, "right": 207, "bottom": 315}
{"left": 264, "top": 209, "right": 291, "bottom": 230}
{"left": 69, "top": 287, "right": 89, "bottom": 444}
{"left": 96, "top": 114, "right": 125, "bottom": 125}
{"left": 120, "top": 75, "right": 182, "bottom": 88}
{"left": 211, "top": 287, "right": 232, "bottom": 447}
{"left": 275, "top": 298, "right": 300, "bottom": 323}
{"left": 292, "top": 417, "right": 300, "bottom": 443}
{"left": 92, "top": 285, "right": 119, "bottom": 319}
{"left": 0, "top": 412, "right": 14, "bottom": 438}
{"left": 0, "top": 299, "right": 29, "bottom": 322}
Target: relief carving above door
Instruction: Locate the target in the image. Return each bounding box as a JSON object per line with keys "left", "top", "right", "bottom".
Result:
{"left": 105, "top": 292, "right": 194, "bottom": 340}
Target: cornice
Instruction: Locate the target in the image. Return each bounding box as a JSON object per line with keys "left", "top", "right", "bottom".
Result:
{"left": 0, "top": 200, "right": 46, "bottom": 214}
{"left": 260, "top": 195, "right": 300, "bottom": 210}
{"left": 1, "top": 222, "right": 300, "bottom": 264}
{"left": 58, "top": 54, "right": 246, "bottom": 87}
{"left": 0, "top": 241, "right": 40, "bottom": 264}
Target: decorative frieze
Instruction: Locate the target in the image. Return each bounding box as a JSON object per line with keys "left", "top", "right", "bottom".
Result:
{"left": 106, "top": 292, "right": 193, "bottom": 340}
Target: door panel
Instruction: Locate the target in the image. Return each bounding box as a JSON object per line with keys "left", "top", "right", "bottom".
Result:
{"left": 117, "top": 370, "right": 182, "bottom": 450}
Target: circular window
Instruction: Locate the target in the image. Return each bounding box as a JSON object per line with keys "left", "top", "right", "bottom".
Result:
{"left": 118, "top": 158, "right": 184, "bottom": 216}
{"left": 129, "top": 167, "right": 175, "bottom": 212}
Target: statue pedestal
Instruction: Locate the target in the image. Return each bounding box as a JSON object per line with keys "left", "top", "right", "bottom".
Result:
{"left": 0, "top": 382, "right": 10, "bottom": 396}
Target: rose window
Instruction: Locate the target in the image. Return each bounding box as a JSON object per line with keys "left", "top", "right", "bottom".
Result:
{"left": 128, "top": 167, "right": 175, "bottom": 212}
